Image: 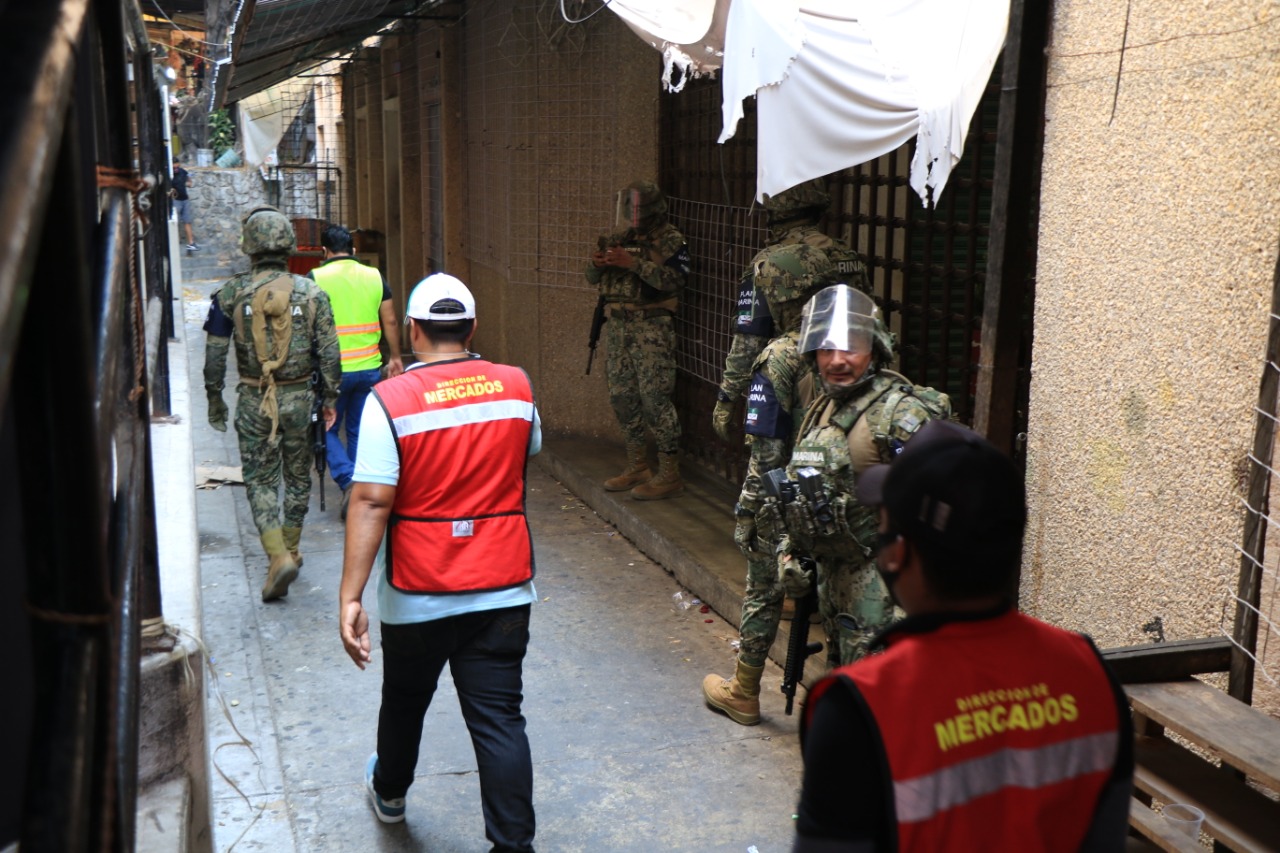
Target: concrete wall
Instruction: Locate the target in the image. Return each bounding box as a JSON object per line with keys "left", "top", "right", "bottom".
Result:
{"left": 1029, "top": 1, "right": 1280, "bottom": 712}
{"left": 341, "top": 2, "right": 660, "bottom": 444}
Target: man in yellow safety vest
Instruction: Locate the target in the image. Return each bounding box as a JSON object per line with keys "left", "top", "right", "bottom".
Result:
{"left": 310, "top": 224, "right": 404, "bottom": 518}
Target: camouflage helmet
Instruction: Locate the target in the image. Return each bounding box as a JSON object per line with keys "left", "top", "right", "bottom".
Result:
{"left": 240, "top": 206, "right": 296, "bottom": 257}
{"left": 751, "top": 243, "right": 837, "bottom": 333}
{"left": 762, "top": 178, "right": 830, "bottom": 222}
{"left": 619, "top": 180, "right": 667, "bottom": 227}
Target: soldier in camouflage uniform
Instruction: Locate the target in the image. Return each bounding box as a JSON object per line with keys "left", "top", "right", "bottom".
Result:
{"left": 585, "top": 180, "right": 691, "bottom": 500}
{"left": 711, "top": 178, "right": 868, "bottom": 442}
{"left": 204, "top": 206, "right": 342, "bottom": 602}
{"left": 765, "top": 285, "right": 951, "bottom": 666}
{"left": 702, "top": 245, "right": 838, "bottom": 725}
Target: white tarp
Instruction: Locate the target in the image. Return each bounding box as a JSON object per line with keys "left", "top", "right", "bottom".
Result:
{"left": 605, "top": 0, "right": 1009, "bottom": 205}
{"left": 236, "top": 78, "right": 313, "bottom": 168}
{"left": 608, "top": 0, "right": 726, "bottom": 92}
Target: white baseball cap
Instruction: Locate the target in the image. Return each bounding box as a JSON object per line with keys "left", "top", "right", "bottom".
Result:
{"left": 406, "top": 273, "right": 476, "bottom": 322}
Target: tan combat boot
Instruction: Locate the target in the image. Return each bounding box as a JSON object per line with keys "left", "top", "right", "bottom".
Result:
{"left": 260, "top": 528, "right": 299, "bottom": 602}
{"left": 282, "top": 526, "right": 303, "bottom": 568}
{"left": 702, "top": 659, "right": 765, "bottom": 725}
{"left": 631, "top": 452, "right": 683, "bottom": 500}
{"left": 604, "top": 443, "right": 651, "bottom": 492}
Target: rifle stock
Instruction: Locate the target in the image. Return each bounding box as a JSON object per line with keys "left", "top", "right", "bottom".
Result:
{"left": 782, "top": 557, "right": 822, "bottom": 715}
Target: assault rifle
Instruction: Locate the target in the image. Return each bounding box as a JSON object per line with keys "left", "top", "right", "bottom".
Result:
{"left": 781, "top": 557, "right": 821, "bottom": 715}
{"left": 310, "top": 371, "right": 327, "bottom": 511}
{"left": 586, "top": 293, "right": 607, "bottom": 375}
{"left": 762, "top": 467, "right": 824, "bottom": 715}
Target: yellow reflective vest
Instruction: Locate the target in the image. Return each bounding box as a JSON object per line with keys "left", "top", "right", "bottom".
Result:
{"left": 311, "top": 258, "right": 385, "bottom": 373}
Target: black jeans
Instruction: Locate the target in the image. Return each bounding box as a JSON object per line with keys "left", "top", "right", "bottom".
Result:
{"left": 374, "top": 604, "right": 535, "bottom": 853}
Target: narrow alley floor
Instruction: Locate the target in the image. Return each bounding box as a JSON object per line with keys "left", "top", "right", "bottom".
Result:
{"left": 180, "top": 289, "right": 806, "bottom": 853}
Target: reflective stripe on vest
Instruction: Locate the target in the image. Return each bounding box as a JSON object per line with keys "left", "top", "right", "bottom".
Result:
{"left": 312, "top": 259, "right": 384, "bottom": 372}
{"left": 804, "top": 611, "right": 1121, "bottom": 852}
{"left": 373, "top": 359, "right": 535, "bottom": 594}
{"left": 894, "top": 730, "right": 1120, "bottom": 824}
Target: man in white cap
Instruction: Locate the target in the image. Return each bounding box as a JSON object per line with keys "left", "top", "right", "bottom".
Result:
{"left": 339, "top": 273, "right": 539, "bottom": 852}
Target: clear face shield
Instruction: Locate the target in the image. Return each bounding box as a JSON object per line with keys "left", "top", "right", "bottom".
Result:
{"left": 614, "top": 187, "right": 642, "bottom": 230}
{"left": 798, "top": 285, "right": 879, "bottom": 355}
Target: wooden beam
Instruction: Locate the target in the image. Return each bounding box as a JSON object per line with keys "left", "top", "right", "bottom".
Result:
{"left": 1100, "top": 637, "right": 1234, "bottom": 684}
{"left": 972, "top": 0, "right": 1047, "bottom": 455}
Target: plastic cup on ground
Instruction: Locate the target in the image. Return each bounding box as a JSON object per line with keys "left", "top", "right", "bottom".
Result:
{"left": 1162, "top": 803, "right": 1203, "bottom": 838}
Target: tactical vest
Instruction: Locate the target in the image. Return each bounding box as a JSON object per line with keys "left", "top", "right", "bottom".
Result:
{"left": 373, "top": 358, "right": 536, "bottom": 594}
{"left": 221, "top": 269, "right": 319, "bottom": 384}
{"left": 595, "top": 222, "right": 686, "bottom": 305}
{"left": 312, "top": 258, "right": 385, "bottom": 372}
{"left": 804, "top": 612, "right": 1123, "bottom": 852}
{"left": 782, "top": 370, "right": 950, "bottom": 559}
{"left": 221, "top": 269, "right": 321, "bottom": 439}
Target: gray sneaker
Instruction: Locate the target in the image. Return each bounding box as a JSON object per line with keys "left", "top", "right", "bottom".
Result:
{"left": 365, "top": 753, "right": 405, "bottom": 823}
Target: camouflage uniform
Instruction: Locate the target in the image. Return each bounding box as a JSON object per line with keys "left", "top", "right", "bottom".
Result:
{"left": 713, "top": 178, "right": 869, "bottom": 438}
{"left": 732, "top": 332, "right": 809, "bottom": 667}
{"left": 204, "top": 206, "right": 341, "bottom": 601}
{"left": 586, "top": 181, "right": 691, "bottom": 499}
{"left": 702, "top": 244, "right": 835, "bottom": 725}
{"left": 718, "top": 227, "right": 867, "bottom": 405}
{"left": 766, "top": 289, "right": 950, "bottom": 666}
{"left": 781, "top": 372, "right": 947, "bottom": 665}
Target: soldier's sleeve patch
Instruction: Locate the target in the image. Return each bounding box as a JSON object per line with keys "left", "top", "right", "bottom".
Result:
{"left": 735, "top": 275, "right": 773, "bottom": 336}
{"left": 745, "top": 371, "right": 791, "bottom": 440}
{"left": 897, "top": 412, "right": 923, "bottom": 435}
{"left": 203, "top": 294, "right": 234, "bottom": 337}
{"left": 665, "top": 244, "right": 691, "bottom": 276}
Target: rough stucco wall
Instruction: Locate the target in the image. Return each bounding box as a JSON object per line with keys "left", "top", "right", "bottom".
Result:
{"left": 458, "top": 2, "right": 659, "bottom": 443}
{"left": 1029, "top": 1, "right": 1280, "bottom": 713}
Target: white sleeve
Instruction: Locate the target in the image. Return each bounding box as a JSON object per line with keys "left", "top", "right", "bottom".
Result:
{"left": 529, "top": 406, "right": 542, "bottom": 456}
{"left": 353, "top": 394, "right": 399, "bottom": 486}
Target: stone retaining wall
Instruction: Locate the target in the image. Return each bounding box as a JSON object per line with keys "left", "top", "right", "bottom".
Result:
{"left": 178, "top": 166, "right": 319, "bottom": 283}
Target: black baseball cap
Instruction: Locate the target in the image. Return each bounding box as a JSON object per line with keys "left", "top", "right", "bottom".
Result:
{"left": 856, "top": 420, "right": 1026, "bottom": 562}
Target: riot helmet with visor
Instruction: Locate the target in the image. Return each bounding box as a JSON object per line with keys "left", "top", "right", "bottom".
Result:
{"left": 798, "top": 285, "right": 879, "bottom": 356}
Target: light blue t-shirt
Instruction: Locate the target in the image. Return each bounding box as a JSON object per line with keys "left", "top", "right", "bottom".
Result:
{"left": 354, "top": 360, "right": 540, "bottom": 624}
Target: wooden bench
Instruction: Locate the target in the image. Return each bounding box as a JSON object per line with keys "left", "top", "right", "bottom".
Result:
{"left": 1123, "top": 679, "right": 1280, "bottom": 851}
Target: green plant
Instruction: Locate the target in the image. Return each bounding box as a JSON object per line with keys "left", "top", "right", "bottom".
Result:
{"left": 209, "top": 109, "right": 236, "bottom": 157}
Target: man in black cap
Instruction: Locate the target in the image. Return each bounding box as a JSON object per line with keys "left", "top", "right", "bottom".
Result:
{"left": 791, "top": 420, "right": 1133, "bottom": 853}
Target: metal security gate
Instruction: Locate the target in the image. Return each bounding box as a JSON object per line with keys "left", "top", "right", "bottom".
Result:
{"left": 659, "top": 56, "right": 1038, "bottom": 488}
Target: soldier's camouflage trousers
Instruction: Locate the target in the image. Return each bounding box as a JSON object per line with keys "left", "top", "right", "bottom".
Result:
{"left": 235, "top": 384, "right": 314, "bottom": 534}
{"left": 737, "top": 549, "right": 784, "bottom": 667}
{"left": 817, "top": 557, "right": 894, "bottom": 668}
{"left": 605, "top": 313, "right": 680, "bottom": 454}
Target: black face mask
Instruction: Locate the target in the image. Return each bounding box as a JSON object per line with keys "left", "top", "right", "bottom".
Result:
{"left": 873, "top": 530, "right": 904, "bottom": 609}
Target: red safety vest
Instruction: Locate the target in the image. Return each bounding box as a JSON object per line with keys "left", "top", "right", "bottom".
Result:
{"left": 805, "top": 611, "right": 1121, "bottom": 852}
{"left": 372, "top": 357, "right": 535, "bottom": 594}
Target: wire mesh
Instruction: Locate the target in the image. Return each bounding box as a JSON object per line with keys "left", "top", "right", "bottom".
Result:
{"left": 1224, "top": 338, "right": 1280, "bottom": 695}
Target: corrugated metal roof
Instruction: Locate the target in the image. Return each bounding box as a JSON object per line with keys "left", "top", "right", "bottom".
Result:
{"left": 150, "top": 0, "right": 455, "bottom": 107}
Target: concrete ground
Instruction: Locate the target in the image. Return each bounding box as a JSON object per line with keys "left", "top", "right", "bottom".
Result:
{"left": 177, "top": 288, "right": 814, "bottom": 853}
